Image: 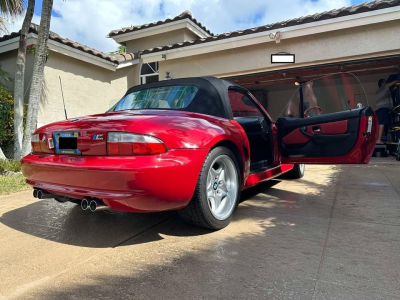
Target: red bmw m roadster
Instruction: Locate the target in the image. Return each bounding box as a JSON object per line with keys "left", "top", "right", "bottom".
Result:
{"left": 21, "top": 74, "right": 378, "bottom": 229}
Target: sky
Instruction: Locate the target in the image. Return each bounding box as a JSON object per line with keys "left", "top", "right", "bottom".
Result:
{"left": 5, "top": 0, "right": 370, "bottom": 53}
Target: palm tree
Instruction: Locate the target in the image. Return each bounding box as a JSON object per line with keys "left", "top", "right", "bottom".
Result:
{"left": 0, "top": 0, "right": 24, "bottom": 159}
{"left": 22, "top": 0, "right": 53, "bottom": 156}
{"left": 13, "top": 0, "right": 35, "bottom": 159}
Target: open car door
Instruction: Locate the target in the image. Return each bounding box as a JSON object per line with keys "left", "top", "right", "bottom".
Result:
{"left": 276, "top": 73, "right": 378, "bottom": 164}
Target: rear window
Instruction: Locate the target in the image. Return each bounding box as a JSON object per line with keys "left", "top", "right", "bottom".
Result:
{"left": 113, "top": 85, "right": 199, "bottom": 111}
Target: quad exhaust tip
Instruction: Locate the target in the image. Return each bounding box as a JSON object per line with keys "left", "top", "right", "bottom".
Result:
{"left": 81, "top": 199, "right": 89, "bottom": 211}
{"left": 89, "top": 199, "right": 109, "bottom": 212}
{"left": 35, "top": 189, "right": 57, "bottom": 199}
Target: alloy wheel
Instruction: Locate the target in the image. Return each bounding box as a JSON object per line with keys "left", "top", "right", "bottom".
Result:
{"left": 206, "top": 155, "right": 238, "bottom": 220}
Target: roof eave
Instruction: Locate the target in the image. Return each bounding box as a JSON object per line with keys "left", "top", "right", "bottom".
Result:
{"left": 0, "top": 33, "right": 119, "bottom": 71}
{"left": 111, "top": 19, "right": 211, "bottom": 44}
{"left": 140, "top": 6, "right": 400, "bottom": 63}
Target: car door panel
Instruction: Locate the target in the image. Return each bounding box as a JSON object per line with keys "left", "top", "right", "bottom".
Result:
{"left": 282, "top": 120, "right": 348, "bottom": 145}
{"left": 276, "top": 107, "right": 377, "bottom": 164}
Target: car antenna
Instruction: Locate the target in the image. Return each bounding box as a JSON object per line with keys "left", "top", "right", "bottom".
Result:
{"left": 59, "top": 76, "right": 68, "bottom": 120}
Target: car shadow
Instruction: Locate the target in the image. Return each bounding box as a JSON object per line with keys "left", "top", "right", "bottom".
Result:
{"left": 0, "top": 179, "right": 291, "bottom": 249}
{"left": 0, "top": 198, "right": 214, "bottom": 248}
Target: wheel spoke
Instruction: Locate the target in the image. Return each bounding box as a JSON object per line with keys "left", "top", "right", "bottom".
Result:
{"left": 208, "top": 197, "right": 216, "bottom": 211}
{"left": 218, "top": 195, "right": 229, "bottom": 214}
{"left": 219, "top": 188, "right": 227, "bottom": 198}
{"left": 218, "top": 168, "right": 225, "bottom": 183}
{"left": 210, "top": 167, "right": 218, "bottom": 180}
{"left": 207, "top": 171, "right": 213, "bottom": 190}
{"left": 219, "top": 183, "right": 228, "bottom": 194}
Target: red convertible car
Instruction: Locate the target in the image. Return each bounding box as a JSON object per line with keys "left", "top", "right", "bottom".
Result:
{"left": 21, "top": 76, "right": 377, "bottom": 229}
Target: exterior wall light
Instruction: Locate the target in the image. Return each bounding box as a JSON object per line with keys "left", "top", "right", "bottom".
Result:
{"left": 269, "top": 31, "right": 281, "bottom": 43}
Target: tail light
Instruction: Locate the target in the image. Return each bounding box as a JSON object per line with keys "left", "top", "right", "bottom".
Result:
{"left": 107, "top": 132, "right": 168, "bottom": 155}
{"left": 31, "top": 134, "right": 41, "bottom": 152}
{"left": 31, "top": 133, "right": 54, "bottom": 153}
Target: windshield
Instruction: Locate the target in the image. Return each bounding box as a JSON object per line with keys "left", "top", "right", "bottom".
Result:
{"left": 280, "top": 72, "right": 367, "bottom": 118}
{"left": 112, "top": 85, "right": 199, "bottom": 112}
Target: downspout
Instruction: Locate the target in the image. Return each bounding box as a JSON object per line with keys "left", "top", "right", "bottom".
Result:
{"left": 138, "top": 51, "right": 144, "bottom": 86}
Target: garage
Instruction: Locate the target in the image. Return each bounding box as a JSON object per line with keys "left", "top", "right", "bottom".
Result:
{"left": 225, "top": 55, "right": 400, "bottom": 155}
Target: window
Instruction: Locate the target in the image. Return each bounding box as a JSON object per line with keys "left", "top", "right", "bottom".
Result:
{"left": 281, "top": 73, "right": 368, "bottom": 118}
{"left": 140, "top": 62, "right": 159, "bottom": 84}
{"left": 228, "top": 90, "right": 263, "bottom": 118}
{"left": 113, "top": 85, "right": 199, "bottom": 111}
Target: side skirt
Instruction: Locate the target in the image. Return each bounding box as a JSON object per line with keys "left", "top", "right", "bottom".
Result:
{"left": 243, "top": 164, "right": 294, "bottom": 190}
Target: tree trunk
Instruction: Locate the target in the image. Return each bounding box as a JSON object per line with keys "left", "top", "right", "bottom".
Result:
{"left": 21, "top": 0, "right": 53, "bottom": 157}
{"left": 13, "top": 0, "right": 35, "bottom": 159}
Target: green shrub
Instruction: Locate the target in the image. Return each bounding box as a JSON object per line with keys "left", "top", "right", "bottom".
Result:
{"left": 0, "top": 87, "right": 14, "bottom": 149}
{"left": 0, "top": 159, "right": 22, "bottom": 172}
{"left": 0, "top": 86, "right": 27, "bottom": 153}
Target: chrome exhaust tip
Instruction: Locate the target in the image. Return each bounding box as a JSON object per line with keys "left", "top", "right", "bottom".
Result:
{"left": 33, "top": 189, "right": 38, "bottom": 198}
{"left": 81, "top": 199, "right": 89, "bottom": 211}
{"left": 37, "top": 190, "right": 43, "bottom": 199}
{"left": 89, "top": 199, "right": 110, "bottom": 212}
{"left": 36, "top": 190, "right": 57, "bottom": 199}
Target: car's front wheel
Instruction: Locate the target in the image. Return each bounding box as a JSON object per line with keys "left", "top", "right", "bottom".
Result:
{"left": 178, "top": 146, "right": 240, "bottom": 230}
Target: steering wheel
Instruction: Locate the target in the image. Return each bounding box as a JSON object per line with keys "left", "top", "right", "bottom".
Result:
{"left": 304, "top": 106, "right": 322, "bottom": 118}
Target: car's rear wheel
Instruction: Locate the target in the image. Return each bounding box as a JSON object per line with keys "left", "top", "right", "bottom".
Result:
{"left": 178, "top": 146, "right": 240, "bottom": 230}
{"left": 283, "top": 163, "right": 305, "bottom": 179}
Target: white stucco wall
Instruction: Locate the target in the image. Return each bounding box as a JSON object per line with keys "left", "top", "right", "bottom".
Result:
{"left": 126, "top": 29, "right": 192, "bottom": 53}
{"left": 0, "top": 49, "right": 35, "bottom": 102}
{"left": 38, "top": 52, "right": 136, "bottom": 127}
{"left": 158, "top": 20, "right": 400, "bottom": 79}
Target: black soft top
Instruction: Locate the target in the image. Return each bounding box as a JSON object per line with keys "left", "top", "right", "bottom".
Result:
{"left": 123, "top": 77, "right": 246, "bottom": 119}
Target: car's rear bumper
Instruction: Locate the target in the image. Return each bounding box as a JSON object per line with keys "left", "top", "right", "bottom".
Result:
{"left": 21, "top": 149, "right": 209, "bottom": 212}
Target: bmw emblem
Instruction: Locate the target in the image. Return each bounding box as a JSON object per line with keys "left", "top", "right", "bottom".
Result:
{"left": 213, "top": 182, "right": 218, "bottom": 190}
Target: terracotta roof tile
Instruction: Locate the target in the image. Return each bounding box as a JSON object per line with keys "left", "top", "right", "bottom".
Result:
{"left": 141, "top": 0, "right": 400, "bottom": 55}
{"left": 109, "top": 10, "right": 214, "bottom": 37}
{"left": 0, "top": 23, "right": 138, "bottom": 65}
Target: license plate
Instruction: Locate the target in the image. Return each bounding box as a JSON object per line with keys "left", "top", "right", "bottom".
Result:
{"left": 54, "top": 131, "right": 81, "bottom": 155}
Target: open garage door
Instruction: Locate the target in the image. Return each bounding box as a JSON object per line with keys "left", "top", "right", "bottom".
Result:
{"left": 224, "top": 55, "right": 400, "bottom": 120}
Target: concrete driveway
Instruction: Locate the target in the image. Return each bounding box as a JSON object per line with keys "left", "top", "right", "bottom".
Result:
{"left": 0, "top": 159, "right": 399, "bottom": 300}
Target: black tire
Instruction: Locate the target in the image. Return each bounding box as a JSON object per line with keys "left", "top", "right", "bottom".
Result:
{"left": 283, "top": 163, "right": 305, "bottom": 179}
{"left": 178, "top": 146, "right": 240, "bottom": 230}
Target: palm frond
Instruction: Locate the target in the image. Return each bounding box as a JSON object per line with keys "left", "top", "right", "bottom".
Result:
{"left": 0, "top": 0, "right": 25, "bottom": 16}
{"left": 0, "top": 16, "right": 7, "bottom": 33}
{"left": 0, "top": 65, "right": 13, "bottom": 88}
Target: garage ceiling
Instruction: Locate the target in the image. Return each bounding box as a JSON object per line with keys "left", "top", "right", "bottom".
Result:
{"left": 225, "top": 55, "right": 400, "bottom": 89}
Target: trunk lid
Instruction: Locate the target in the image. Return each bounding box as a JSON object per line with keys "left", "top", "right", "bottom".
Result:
{"left": 38, "top": 111, "right": 160, "bottom": 156}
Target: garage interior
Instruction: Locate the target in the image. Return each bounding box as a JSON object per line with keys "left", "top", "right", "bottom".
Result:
{"left": 225, "top": 55, "right": 400, "bottom": 156}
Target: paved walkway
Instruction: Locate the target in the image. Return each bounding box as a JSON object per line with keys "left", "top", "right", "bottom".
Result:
{"left": 0, "top": 158, "right": 399, "bottom": 299}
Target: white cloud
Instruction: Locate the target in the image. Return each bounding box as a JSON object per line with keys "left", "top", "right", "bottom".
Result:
{"left": 5, "top": 0, "right": 351, "bottom": 53}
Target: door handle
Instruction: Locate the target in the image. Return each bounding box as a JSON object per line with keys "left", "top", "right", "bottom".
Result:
{"left": 312, "top": 126, "right": 321, "bottom": 133}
